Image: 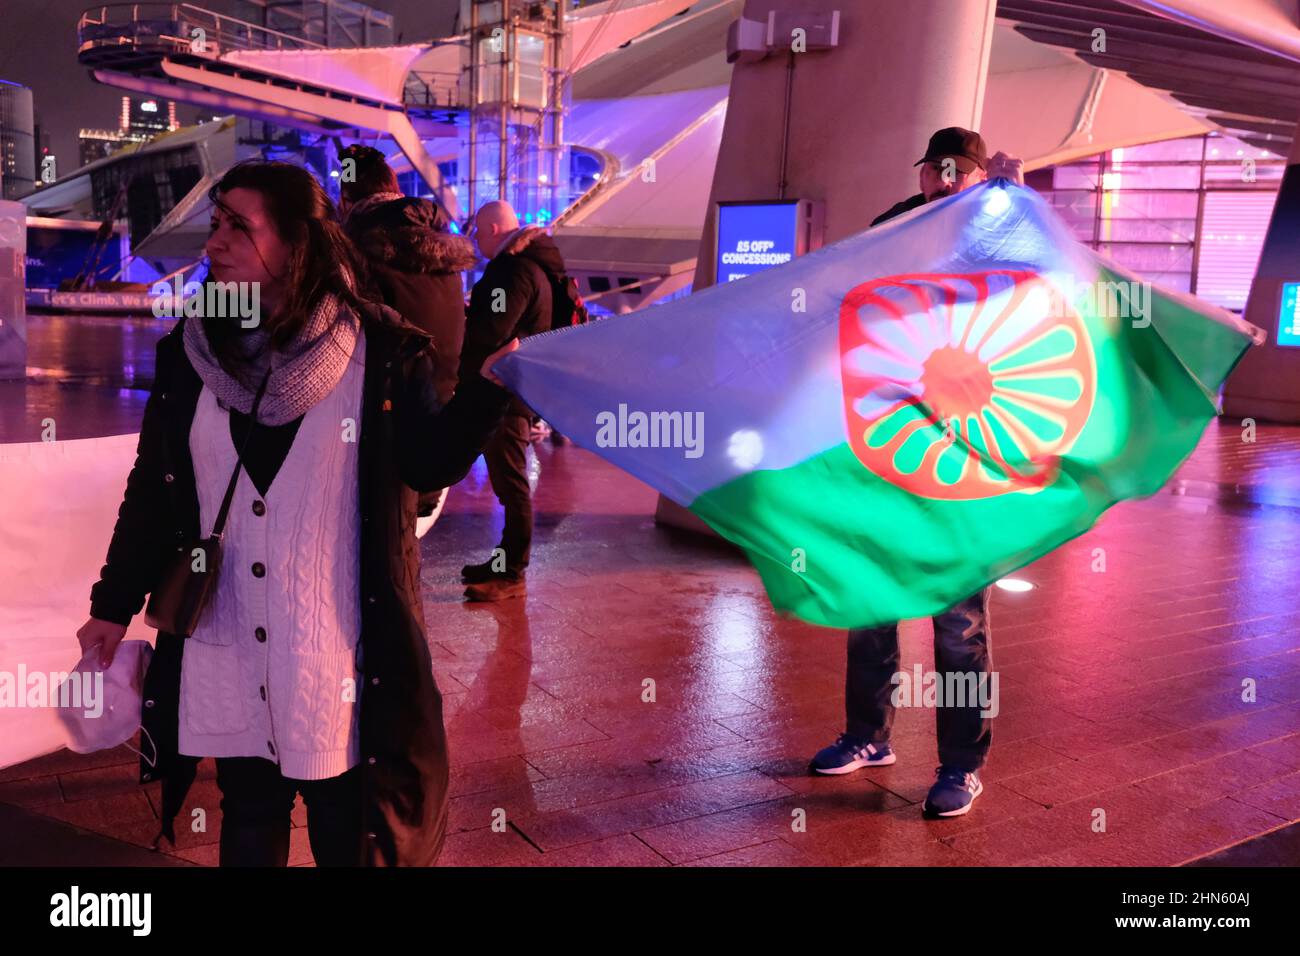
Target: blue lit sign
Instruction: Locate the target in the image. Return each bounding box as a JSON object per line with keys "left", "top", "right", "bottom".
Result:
{"left": 1279, "top": 282, "right": 1300, "bottom": 347}
{"left": 716, "top": 202, "right": 800, "bottom": 283}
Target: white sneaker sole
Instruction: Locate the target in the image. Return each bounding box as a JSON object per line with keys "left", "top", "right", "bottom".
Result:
{"left": 812, "top": 752, "right": 897, "bottom": 775}
{"left": 926, "top": 779, "right": 984, "bottom": 816}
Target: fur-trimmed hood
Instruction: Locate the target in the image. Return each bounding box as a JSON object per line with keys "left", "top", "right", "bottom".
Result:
{"left": 494, "top": 224, "right": 565, "bottom": 278}
{"left": 347, "top": 196, "right": 478, "bottom": 275}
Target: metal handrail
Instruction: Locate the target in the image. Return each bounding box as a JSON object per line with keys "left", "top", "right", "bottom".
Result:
{"left": 404, "top": 70, "right": 465, "bottom": 108}
{"left": 78, "top": 3, "right": 328, "bottom": 54}
{"left": 551, "top": 145, "right": 618, "bottom": 228}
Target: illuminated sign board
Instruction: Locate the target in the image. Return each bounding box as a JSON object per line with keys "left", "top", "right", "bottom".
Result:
{"left": 1278, "top": 282, "right": 1300, "bottom": 347}
{"left": 716, "top": 200, "right": 822, "bottom": 283}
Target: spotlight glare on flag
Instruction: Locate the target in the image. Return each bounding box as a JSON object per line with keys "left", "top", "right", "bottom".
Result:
{"left": 996, "top": 578, "right": 1034, "bottom": 593}
{"left": 982, "top": 186, "right": 1011, "bottom": 217}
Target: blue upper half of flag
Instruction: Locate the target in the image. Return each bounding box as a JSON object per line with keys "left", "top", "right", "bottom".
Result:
{"left": 492, "top": 180, "right": 1249, "bottom": 506}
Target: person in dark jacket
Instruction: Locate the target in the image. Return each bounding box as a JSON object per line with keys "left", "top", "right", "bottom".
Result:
{"left": 339, "top": 145, "right": 476, "bottom": 406}
{"left": 339, "top": 146, "right": 479, "bottom": 534}
{"left": 808, "top": 128, "right": 1024, "bottom": 820}
{"left": 75, "top": 161, "right": 517, "bottom": 867}
{"left": 870, "top": 126, "right": 1023, "bottom": 226}
{"left": 457, "top": 199, "right": 568, "bottom": 602}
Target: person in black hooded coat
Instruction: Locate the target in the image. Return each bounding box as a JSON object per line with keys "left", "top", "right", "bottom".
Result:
{"left": 340, "top": 146, "right": 477, "bottom": 407}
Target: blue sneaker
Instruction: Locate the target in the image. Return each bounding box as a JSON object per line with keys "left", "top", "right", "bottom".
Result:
{"left": 923, "top": 766, "right": 984, "bottom": 817}
{"left": 809, "top": 735, "right": 896, "bottom": 775}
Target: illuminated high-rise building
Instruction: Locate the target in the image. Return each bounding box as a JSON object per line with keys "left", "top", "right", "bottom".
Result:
{"left": 0, "top": 79, "right": 36, "bottom": 199}
{"left": 120, "top": 96, "right": 178, "bottom": 138}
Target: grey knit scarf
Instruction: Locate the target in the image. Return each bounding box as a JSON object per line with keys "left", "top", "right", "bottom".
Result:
{"left": 182, "top": 293, "right": 361, "bottom": 426}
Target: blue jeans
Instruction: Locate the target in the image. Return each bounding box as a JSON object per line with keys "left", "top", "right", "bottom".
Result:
{"left": 844, "top": 588, "right": 993, "bottom": 771}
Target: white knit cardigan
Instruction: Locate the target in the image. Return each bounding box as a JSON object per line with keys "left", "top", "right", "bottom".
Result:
{"left": 179, "top": 335, "right": 366, "bottom": 780}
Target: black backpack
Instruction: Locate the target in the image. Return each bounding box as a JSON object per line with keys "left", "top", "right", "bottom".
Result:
{"left": 547, "top": 272, "right": 591, "bottom": 328}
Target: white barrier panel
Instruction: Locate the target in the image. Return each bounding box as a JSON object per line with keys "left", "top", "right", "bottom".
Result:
{"left": 0, "top": 433, "right": 155, "bottom": 770}
{"left": 0, "top": 199, "right": 25, "bottom": 379}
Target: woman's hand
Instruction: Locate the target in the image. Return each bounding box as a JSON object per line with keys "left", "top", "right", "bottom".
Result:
{"left": 481, "top": 337, "right": 520, "bottom": 386}
{"left": 77, "top": 618, "right": 128, "bottom": 669}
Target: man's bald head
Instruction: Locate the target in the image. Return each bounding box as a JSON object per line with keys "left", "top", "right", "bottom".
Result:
{"left": 473, "top": 200, "right": 520, "bottom": 258}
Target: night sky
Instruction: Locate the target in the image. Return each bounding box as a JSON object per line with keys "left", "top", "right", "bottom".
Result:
{"left": 0, "top": 0, "right": 461, "bottom": 174}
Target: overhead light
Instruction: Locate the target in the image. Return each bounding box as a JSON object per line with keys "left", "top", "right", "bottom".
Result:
{"left": 995, "top": 577, "right": 1034, "bottom": 593}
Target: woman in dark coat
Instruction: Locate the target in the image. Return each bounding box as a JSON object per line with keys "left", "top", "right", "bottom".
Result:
{"left": 75, "top": 160, "right": 516, "bottom": 867}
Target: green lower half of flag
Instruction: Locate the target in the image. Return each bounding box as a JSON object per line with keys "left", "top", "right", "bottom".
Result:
{"left": 689, "top": 441, "right": 1093, "bottom": 629}
{"left": 687, "top": 289, "right": 1248, "bottom": 630}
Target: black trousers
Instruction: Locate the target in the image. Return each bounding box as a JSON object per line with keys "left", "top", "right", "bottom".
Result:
{"left": 482, "top": 410, "right": 533, "bottom": 574}
{"left": 214, "top": 757, "right": 363, "bottom": 867}
{"left": 844, "top": 588, "right": 994, "bottom": 772}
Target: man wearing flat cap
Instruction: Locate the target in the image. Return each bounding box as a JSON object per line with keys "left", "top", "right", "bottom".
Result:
{"left": 806, "top": 126, "right": 1024, "bottom": 819}
{"left": 871, "top": 126, "right": 1024, "bottom": 226}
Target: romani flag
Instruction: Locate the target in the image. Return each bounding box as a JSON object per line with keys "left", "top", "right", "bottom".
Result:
{"left": 494, "top": 181, "right": 1263, "bottom": 629}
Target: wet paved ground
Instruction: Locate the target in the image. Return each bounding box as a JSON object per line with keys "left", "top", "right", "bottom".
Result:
{"left": 2, "top": 314, "right": 1299, "bottom": 866}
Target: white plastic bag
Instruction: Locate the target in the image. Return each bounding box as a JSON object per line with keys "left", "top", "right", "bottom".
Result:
{"left": 55, "top": 640, "right": 155, "bottom": 761}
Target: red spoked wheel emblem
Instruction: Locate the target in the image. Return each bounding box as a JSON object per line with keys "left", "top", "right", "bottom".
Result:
{"left": 840, "top": 271, "right": 1096, "bottom": 499}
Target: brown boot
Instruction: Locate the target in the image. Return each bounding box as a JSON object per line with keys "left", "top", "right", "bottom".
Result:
{"left": 464, "top": 574, "right": 526, "bottom": 602}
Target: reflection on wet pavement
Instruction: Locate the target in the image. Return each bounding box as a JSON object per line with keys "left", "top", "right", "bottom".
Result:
{"left": 0, "top": 314, "right": 173, "bottom": 442}
{"left": 2, "top": 313, "right": 1299, "bottom": 866}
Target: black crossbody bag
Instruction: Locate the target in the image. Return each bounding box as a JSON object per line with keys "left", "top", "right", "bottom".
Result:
{"left": 145, "top": 371, "right": 270, "bottom": 637}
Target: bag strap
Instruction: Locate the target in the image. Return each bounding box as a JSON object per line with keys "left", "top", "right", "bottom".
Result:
{"left": 211, "top": 370, "right": 271, "bottom": 540}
